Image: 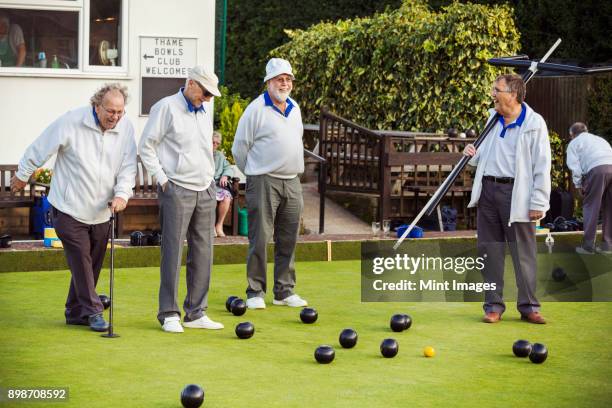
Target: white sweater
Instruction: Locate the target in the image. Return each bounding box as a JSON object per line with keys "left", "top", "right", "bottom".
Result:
{"left": 139, "top": 90, "right": 215, "bottom": 191}
{"left": 232, "top": 92, "right": 304, "bottom": 179}
{"left": 17, "top": 106, "right": 137, "bottom": 225}
{"left": 468, "top": 103, "right": 551, "bottom": 224}
{"left": 566, "top": 132, "right": 612, "bottom": 187}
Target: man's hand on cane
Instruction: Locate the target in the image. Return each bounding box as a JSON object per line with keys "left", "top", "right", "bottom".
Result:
{"left": 109, "top": 197, "right": 127, "bottom": 213}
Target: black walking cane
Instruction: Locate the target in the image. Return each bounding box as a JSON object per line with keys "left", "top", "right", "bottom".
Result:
{"left": 393, "top": 38, "right": 564, "bottom": 249}
{"left": 102, "top": 208, "right": 119, "bottom": 338}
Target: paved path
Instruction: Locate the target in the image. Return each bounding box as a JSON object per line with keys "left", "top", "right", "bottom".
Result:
{"left": 300, "top": 182, "right": 373, "bottom": 235}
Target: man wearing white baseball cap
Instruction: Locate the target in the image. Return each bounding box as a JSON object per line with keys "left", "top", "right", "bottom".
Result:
{"left": 233, "top": 58, "right": 307, "bottom": 309}
{"left": 139, "top": 65, "right": 224, "bottom": 332}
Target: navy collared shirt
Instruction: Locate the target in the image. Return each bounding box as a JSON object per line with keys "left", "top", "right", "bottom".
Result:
{"left": 181, "top": 87, "right": 205, "bottom": 113}
{"left": 263, "top": 90, "right": 294, "bottom": 117}
{"left": 497, "top": 103, "right": 526, "bottom": 138}
{"left": 92, "top": 106, "right": 100, "bottom": 126}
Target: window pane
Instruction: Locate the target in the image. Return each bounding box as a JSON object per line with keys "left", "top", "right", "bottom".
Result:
{"left": 0, "top": 8, "right": 79, "bottom": 68}
{"left": 89, "top": 0, "right": 122, "bottom": 66}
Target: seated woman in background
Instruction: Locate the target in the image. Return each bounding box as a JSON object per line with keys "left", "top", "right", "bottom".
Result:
{"left": 213, "top": 131, "right": 234, "bottom": 237}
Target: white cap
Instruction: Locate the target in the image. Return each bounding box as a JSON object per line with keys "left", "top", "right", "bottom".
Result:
{"left": 188, "top": 66, "right": 221, "bottom": 97}
{"left": 263, "top": 58, "right": 295, "bottom": 83}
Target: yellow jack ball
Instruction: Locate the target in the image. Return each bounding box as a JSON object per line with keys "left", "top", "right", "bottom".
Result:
{"left": 423, "top": 346, "right": 435, "bottom": 357}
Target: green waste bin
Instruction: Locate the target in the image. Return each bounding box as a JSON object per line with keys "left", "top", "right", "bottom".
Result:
{"left": 238, "top": 207, "right": 248, "bottom": 236}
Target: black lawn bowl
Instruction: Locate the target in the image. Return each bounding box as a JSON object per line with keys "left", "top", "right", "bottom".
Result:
{"left": 390, "top": 314, "right": 407, "bottom": 332}
{"left": 226, "top": 296, "right": 238, "bottom": 312}
{"left": 380, "top": 338, "right": 399, "bottom": 358}
{"left": 314, "top": 345, "right": 335, "bottom": 364}
{"left": 181, "top": 384, "right": 204, "bottom": 408}
{"left": 99, "top": 294, "right": 111, "bottom": 310}
{"left": 512, "top": 340, "right": 532, "bottom": 357}
{"left": 552, "top": 267, "right": 567, "bottom": 282}
{"left": 529, "top": 343, "right": 548, "bottom": 364}
{"left": 230, "top": 298, "right": 247, "bottom": 316}
{"left": 402, "top": 314, "right": 412, "bottom": 330}
{"left": 466, "top": 128, "right": 478, "bottom": 138}
{"left": 339, "top": 329, "right": 358, "bottom": 349}
{"left": 235, "top": 322, "right": 255, "bottom": 339}
{"left": 300, "top": 307, "right": 318, "bottom": 324}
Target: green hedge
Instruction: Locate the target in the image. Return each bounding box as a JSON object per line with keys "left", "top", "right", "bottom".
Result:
{"left": 272, "top": 0, "right": 520, "bottom": 132}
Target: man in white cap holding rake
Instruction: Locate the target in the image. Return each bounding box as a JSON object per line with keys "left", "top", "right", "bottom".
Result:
{"left": 232, "top": 58, "right": 307, "bottom": 309}
{"left": 139, "top": 66, "right": 225, "bottom": 332}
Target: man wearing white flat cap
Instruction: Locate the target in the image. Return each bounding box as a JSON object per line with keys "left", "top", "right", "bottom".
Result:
{"left": 139, "top": 66, "right": 225, "bottom": 332}
{"left": 232, "top": 57, "right": 307, "bottom": 309}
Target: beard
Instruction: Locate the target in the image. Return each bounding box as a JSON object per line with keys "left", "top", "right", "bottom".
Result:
{"left": 270, "top": 88, "right": 291, "bottom": 102}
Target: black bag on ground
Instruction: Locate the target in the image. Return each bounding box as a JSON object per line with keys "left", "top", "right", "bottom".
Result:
{"left": 543, "top": 188, "right": 573, "bottom": 224}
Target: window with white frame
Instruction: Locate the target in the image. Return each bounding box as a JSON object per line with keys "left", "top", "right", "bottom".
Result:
{"left": 0, "top": 0, "right": 127, "bottom": 74}
{"left": 88, "top": 0, "right": 122, "bottom": 67}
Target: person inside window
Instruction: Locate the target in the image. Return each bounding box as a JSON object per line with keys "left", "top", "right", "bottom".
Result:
{"left": 0, "top": 12, "right": 26, "bottom": 67}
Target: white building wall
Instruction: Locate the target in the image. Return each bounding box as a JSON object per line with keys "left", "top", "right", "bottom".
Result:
{"left": 0, "top": 0, "right": 216, "bottom": 164}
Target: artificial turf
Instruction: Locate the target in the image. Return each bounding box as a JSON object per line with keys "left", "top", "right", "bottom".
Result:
{"left": 0, "top": 260, "right": 611, "bottom": 407}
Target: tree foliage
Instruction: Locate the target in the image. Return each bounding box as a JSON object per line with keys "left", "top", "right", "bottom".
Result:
{"left": 213, "top": 86, "right": 251, "bottom": 163}
{"left": 223, "top": 0, "right": 402, "bottom": 98}
{"left": 272, "top": 0, "right": 520, "bottom": 132}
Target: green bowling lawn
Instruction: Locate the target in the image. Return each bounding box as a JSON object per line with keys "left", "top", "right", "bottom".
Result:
{"left": 0, "top": 260, "right": 610, "bottom": 407}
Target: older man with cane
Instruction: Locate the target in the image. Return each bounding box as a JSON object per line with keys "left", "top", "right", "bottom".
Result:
{"left": 11, "top": 83, "right": 137, "bottom": 332}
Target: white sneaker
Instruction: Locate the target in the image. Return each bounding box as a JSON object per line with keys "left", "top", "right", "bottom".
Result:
{"left": 246, "top": 297, "right": 266, "bottom": 309}
{"left": 162, "top": 316, "right": 184, "bottom": 333}
{"left": 272, "top": 294, "right": 308, "bottom": 307}
{"left": 183, "top": 315, "right": 224, "bottom": 330}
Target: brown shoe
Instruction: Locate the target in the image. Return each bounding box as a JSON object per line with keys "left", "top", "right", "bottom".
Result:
{"left": 521, "top": 312, "right": 546, "bottom": 324}
{"left": 482, "top": 312, "right": 501, "bottom": 323}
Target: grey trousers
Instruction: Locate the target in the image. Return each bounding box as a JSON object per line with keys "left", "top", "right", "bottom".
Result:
{"left": 157, "top": 181, "right": 216, "bottom": 324}
{"left": 477, "top": 179, "right": 540, "bottom": 315}
{"left": 582, "top": 164, "right": 612, "bottom": 251}
{"left": 245, "top": 175, "right": 303, "bottom": 300}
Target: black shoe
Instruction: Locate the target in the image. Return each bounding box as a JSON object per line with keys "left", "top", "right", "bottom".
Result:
{"left": 66, "top": 316, "right": 89, "bottom": 326}
{"left": 88, "top": 313, "right": 109, "bottom": 332}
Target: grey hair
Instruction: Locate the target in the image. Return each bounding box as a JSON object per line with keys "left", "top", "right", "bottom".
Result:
{"left": 495, "top": 74, "right": 526, "bottom": 104}
{"left": 569, "top": 122, "right": 588, "bottom": 137}
{"left": 90, "top": 83, "right": 129, "bottom": 106}
{"left": 212, "top": 131, "right": 222, "bottom": 141}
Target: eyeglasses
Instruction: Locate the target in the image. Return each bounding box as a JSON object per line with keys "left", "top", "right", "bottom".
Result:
{"left": 492, "top": 86, "right": 512, "bottom": 95}
{"left": 99, "top": 105, "right": 125, "bottom": 117}
{"left": 194, "top": 81, "right": 213, "bottom": 97}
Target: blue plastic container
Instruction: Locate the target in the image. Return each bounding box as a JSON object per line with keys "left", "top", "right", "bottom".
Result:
{"left": 396, "top": 225, "right": 424, "bottom": 239}
{"left": 32, "top": 195, "right": 53, "bottom": 239}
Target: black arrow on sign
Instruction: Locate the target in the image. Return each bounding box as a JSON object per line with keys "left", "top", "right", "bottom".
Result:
{"left": 143, "top": 54, "right": 154, "bottom": 60}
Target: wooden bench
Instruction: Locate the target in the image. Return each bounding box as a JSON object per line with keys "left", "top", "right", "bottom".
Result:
{"left": 116, "top": 157, "right": 242, "bottom": 236}
{"left": 0, "top": 165, "right": 52, "bottom": 235}
{"left": 0, "top": 165, "right": 35, "bottom": 209}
